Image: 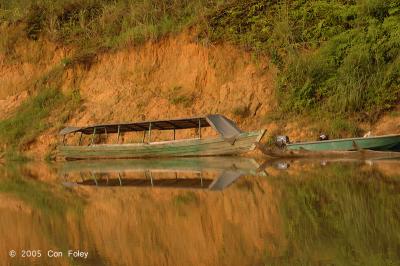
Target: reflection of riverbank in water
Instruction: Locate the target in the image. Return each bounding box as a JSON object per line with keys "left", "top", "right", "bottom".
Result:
{"left": 56, "top": 157, "right": 284, "bottom": 265}
{"left": 0, "top": 157, "right": 399, "bottom": 265}
{"left": 0, "top": 159, "right": 284, "bottom": 266}
{"left": 80, "top": 177, "right": 283, "bottom": 266}
{"left": 0, "top": 164, "right": 89, "bottom": 266}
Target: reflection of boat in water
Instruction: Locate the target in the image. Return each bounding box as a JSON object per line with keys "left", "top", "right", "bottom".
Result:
{"left": 260, "top": 157, "right": 400, "bottom": 178}
{"left": 59, "top": 157, "right": 266, "bottom": 191}
{"left": 58, "top": 114, "right": 265, "bottom": 160}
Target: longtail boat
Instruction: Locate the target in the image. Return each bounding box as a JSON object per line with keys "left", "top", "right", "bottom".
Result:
{"left": 58, "top": 114, "right": 265, "bottom": 160}
{"left": 286, "top": 134, "right": 400, "bottom": 152}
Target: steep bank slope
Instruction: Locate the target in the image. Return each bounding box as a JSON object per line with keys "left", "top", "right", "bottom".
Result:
{"left": 1, "top": 32, "right": 400, "bottom": 159}
{"left": 73, "top": 33, "right": 276, "bottom": 126}
{"left": 1, "top": 33, "right": 277, "bottom": 158}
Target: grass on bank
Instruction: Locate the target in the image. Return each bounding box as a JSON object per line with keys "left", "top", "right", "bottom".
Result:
{"left": 0, "top": 0, "right": 399, "bottom": 133}
{"left": 168, "top": 86, "right": 195, "bottom": 108}
{"left": 0, "top": 86, "right": 81, "bottom": 152}
{"left": 0, "top": 87, "right": 63, "bottom": 147}
{"left": 207, "top": 0, "right": 400, "bottom": 122}
{"left": 0, "top": 0, "right": 217, "bottom": 54}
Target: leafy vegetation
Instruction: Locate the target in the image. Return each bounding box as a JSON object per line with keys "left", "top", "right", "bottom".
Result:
{"left": 0, "top": 87, "right": 62, "bottom": 147}
{"left": 168, "top": 86, "right": 195, "bottom": 108}
{"left": 0, "top": 0, "right": 399, "bottom": 136}
{"left": 0, "top": 86, "right": 80, "bottom": 150}
{"left": 265, "top": 164, "right": 400, "bottom": 265}
{"left": 0, "top": 0, "right": 217, "bottom": 61}
{"left": 232, "top": 105, "right": 251, "bottom": 119}
{"left": 206, "top": 0, "right": 400, "bottom": 121}
{"left": 172, "top": 191, "right": 199, "bottom": 206}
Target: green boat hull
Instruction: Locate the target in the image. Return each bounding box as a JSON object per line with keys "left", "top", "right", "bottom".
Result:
{"left": 58, "top": 130, "right": 265, "bottom": 160}
{"left": 286, "top": 134, "right": 400, "bottom": 152}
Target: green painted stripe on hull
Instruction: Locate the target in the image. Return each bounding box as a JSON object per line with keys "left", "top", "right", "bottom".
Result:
{"left": 287, "top": 134, "right": 400, "bottom": 151}
{"left": 61, "top": 135, "right": 255, "bottom": 157}
{"left": 58, "top": 131, "right": 264, "bottom": 159}
{"left": 60, "top": 141, "right": 253, "bottom": 159}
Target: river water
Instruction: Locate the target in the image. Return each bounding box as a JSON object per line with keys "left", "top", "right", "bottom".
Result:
{"left": 1, "top": 157, "right": 399, "bottom": 266}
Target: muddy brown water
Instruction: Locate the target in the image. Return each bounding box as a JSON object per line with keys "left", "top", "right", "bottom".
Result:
{"left": 1, "top": 157, "right": 399, "bottom": 266}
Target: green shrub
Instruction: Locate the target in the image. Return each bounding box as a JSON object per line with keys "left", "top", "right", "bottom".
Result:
{"left": 1, "top": 0, "right": 399, "bottom": 122}
{"left": 1, "top": 0, "right": 216, "bottom": 56}
{"left": 25, "top": 4, "right": 46, "bottom": 40}
{"left": 168, "top": 86, "right": 195, "bottom": 108}
{"left": 205, "top": 1, "right": 356, "bottom": 54}
{"left": 0, "top": 87, "right": 62, "bottom": 147}
{"left": 233, "top": 105, "right": 251, "bottom": 118}
{"left": 0, "top": 24, "right": 23, "bottom": 59}
{"left": 172, "top": 191, "right": 198, "bottom": 206}
{"left": 310, "top": 116, "right": 362, "bottom": 138}
{"left": 278, "top": 15, "right": 400, "bottom": 120}
{"left": 206, "top": 0, "right": 400, "bottom": 121}
{"left": 0, "top": 87, "right": 79, "bottom": 148}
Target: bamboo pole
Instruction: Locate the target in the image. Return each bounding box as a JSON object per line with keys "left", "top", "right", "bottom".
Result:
{"left": 117, "top": 125, "right": 120, "bottom": 143}
{"left": 118, "top": 173, "right": 122, "bottom": 186}
{"left": 149, "top": 123, "right": 152, "bottom": 143}
{"left": 149, "top": 171, "right": 153, "bottom": 187}
{"left": 92, "top": 173, "right": 98, "bottom": 186}
{"left": 91, "top": 127, "right": 96, "bottom": 145}
{"left": 198, "top": 119, "right": 201, "bottom": 139}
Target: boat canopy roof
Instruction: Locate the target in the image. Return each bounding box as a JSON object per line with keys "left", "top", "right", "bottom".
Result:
{"left": 59, "top": 114, "right": 243, "bottom": 141}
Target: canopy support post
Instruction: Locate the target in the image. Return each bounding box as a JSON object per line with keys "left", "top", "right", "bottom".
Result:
{"left": 91, "top": 173, "right": 98, "bottom": 186}
{"left": 198, "top": 119, "right": 201, "bottom": 139}
{"left": 150, "top": 171, "right": 153, "bottom": 187}
{"left": 142, "top": 131, "right": 146, "bottom": 143}
{"left": 117, "top": 125, "right": 120, "bottom": 143}
{"left": 145, "top": 170, "right": 153, "bottom": 186}
{"left": 148, "top": 122, "right": 152, "bottom": 143}
{"left": 78, "top": 132, "right": 82, "bottom": 145}
{"left": 173, "top": 129, "right": 176, "bottom": 140}
{"left": 62, "top": 135, "right": 66, "bottom": 145}
{"left": 118, "top": 173, "right": 122, "bottom": 186}
{"left": 91, "top": 127, "right": 96, "bottom": 145}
